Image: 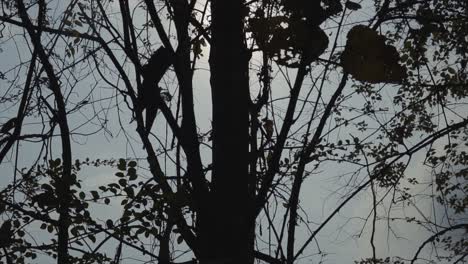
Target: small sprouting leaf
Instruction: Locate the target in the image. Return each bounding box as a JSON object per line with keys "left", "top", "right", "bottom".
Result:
{"left": 128, "top": 161, "right": 137, "bottom": 168}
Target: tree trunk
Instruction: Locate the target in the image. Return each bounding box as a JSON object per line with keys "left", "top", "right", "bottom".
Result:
{"left": 199, "top": 1, "right": 253, "bottom": 263}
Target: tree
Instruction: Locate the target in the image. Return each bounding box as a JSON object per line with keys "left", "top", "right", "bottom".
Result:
{"left": 0, "top": 0, "right": 467, "bottom": 264}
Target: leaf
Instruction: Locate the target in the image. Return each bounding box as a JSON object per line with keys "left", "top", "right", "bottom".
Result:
{"left": 177, "top": 235, "right": 183, "bottom": 244}
{"left": 63, "top": 19, "right": 72, "bottom": 26}
{"left": 90, "top": 191, "right": 99, "bottom": 200}
{"left": 128, "top": 161, "right": 137, "bottom": 168}
{"left": 447, "top": 67, "right": 456, "bottom": 74}
{"left": 303, "top": 27, "right": 329, "bottom": 63}
{"left": 69, "top": 46, "right": 75, "bottom": 56}
{"left": 106, "top": 219, "right": 113, "bottom": 228}
{"left": 117, "top": 159, "right": 126, "bottom": 171}
{"left": 341, "top": 25, "right": 407, "bottom": 83}
{"left": 161, "top": 91, "right": 172, "bottom": 101}
{"left": 129, "top": 173, "right": 137, "bottom": 181}
{"left": 118, "top": 179, "right": 127, "bottom": 187}
{"left": 52, "top": 158, "right": 61, "bottom": 167}
{"left": 17, "top": 230, "right": 24, "bottom": 237}
{"left": 127, "top": 167, "right": 137, "bottom": 181}
{"left": 263, "top": 119, "right": 274, "bottom": 140}
{"left": 70, "top": 29, "right": 81, "bottom": 38}
{"left": 32, "top": 192, "right": 57, "bottom": 208}
{"left": 124, "top": 187, "right": 134, "bottom": 198}
{"left": 41, "top": 183, "right": 54, "bottom": 192}
{"left": 345, "top": 1, "right": 362, "bottom": 10}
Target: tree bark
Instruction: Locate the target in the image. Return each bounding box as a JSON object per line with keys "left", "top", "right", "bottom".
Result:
{"left": 201, "top": 0, "right": 253, "bottom": 263}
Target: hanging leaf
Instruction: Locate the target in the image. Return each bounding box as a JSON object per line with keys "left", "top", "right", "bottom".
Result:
{"left": 345, "top": 1, "right": 362, "bottom": 11}
{"left": 303, "top": 27, "right": 329, "bottom": 63}
{"left": 341, "top": 25, "right": 407, "bottom": 83}
{"left": 263, "top": 119, "right": 274, "bottom": 140}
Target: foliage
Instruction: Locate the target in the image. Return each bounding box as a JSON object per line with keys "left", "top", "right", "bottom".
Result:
{"left": 0, "top": 0, "right": 467, "bottom": 263}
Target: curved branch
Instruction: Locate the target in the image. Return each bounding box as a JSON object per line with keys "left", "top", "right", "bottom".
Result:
{"left": 411, "top": 224, "right": 468, "bottom": 264}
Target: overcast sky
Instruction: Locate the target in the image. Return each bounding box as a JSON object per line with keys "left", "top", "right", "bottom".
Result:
{"left": 0, "top": 1, "right": 465, "bottom": 263}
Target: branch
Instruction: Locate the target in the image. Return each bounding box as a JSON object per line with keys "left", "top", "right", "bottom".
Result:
{"left": 170, "top": 0, "right": 209, "bottom": 219}
{"left": 0, "top": 15, "right": 100, "bottom": 41}
{"left": 144, "top": 0, "right": 175, "bottom": 53}
{"left": 255, "top": 62, "right": 309, "bottom": 217}
{"left": 16, "top": 1, "right": 74, "bottom": 262}
{"left": 0, "top": 200, "right": 58, "bottom": 225}
{"left": 294, "top": 118, "right": 468, "bottom": 260}
{"left": 254, "top": 251, "right": 284, "bottom": 264}
{"left": 411, "top": 224, "right": 468, "bottom": 264}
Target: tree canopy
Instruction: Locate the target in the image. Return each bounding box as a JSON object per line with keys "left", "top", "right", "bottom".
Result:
{"left": 0, "top": 0, "right": 467, "bottom": 264}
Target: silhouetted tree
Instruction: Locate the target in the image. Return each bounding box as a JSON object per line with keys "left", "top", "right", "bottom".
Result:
{"left": 0, "top": 1, "right": 467, "bottom": 264}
